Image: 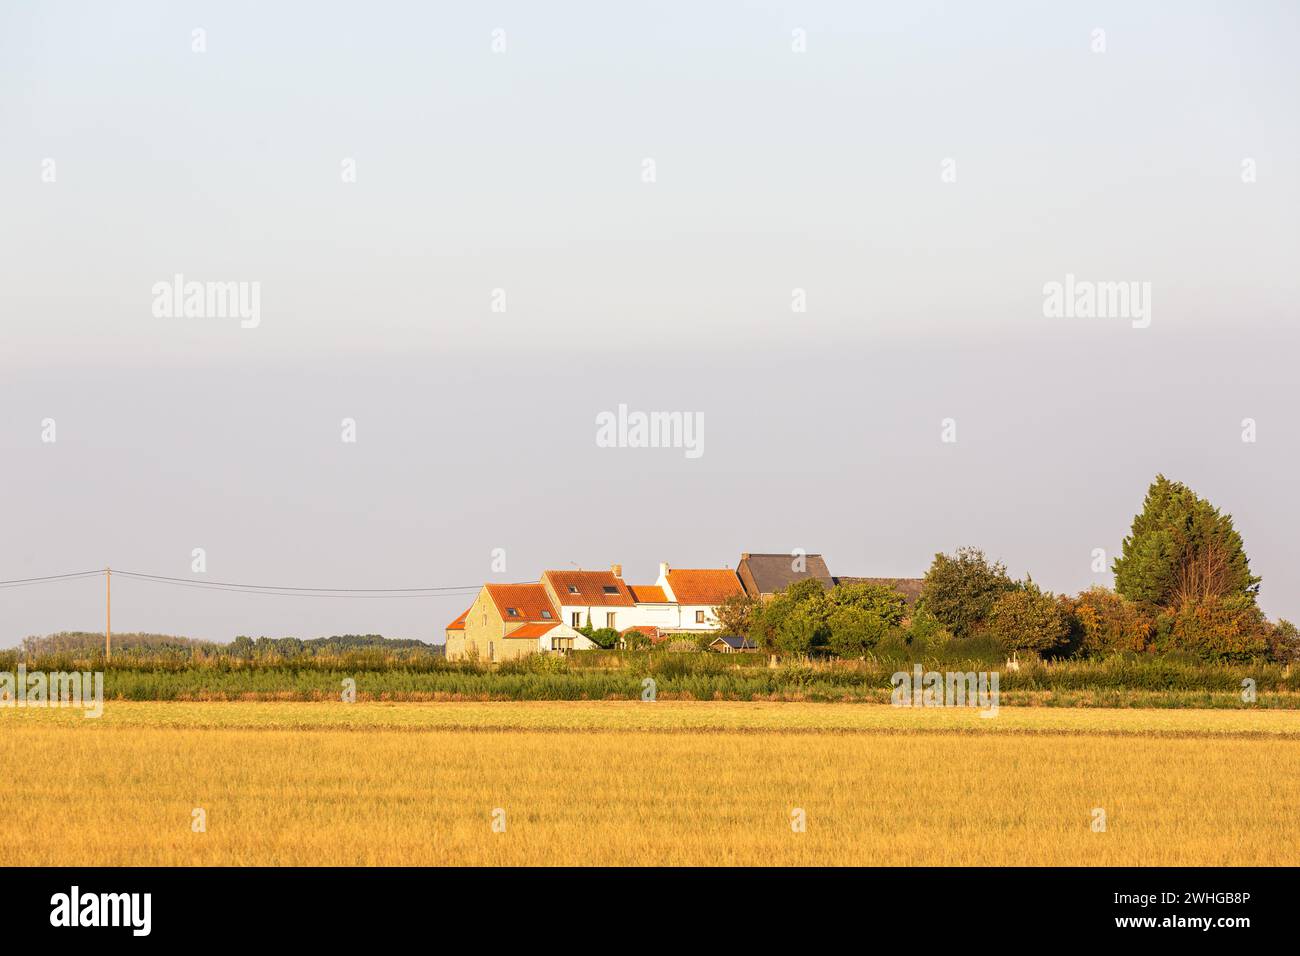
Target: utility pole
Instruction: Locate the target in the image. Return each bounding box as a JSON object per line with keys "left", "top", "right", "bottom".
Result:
{"left": 105, "top": 567, "right": 111, "bottom": 662}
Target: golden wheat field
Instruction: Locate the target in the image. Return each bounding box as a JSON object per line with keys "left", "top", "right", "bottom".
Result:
{"left": 3, "top": 701, "right": 1298, "bottom": 866}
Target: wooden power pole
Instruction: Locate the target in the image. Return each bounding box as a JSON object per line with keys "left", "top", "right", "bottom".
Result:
{"left": 105, "top": 567, "right": 111, "bottom": 662}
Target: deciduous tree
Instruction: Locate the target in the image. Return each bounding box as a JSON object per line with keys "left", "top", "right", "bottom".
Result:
{"left": 919, "top": 547, "right": 1015, "bottom": 638}
{"left": 985, "top": 583, "right": 1071, "bottom": 654}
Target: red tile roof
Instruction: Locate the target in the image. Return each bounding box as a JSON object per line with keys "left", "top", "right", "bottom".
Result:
{"left": 484, "top": 583, "right": 558, "bottom": 623}
{"left": 627, "top": 584, "right": 669, "bottom": 603}
{"left": 504, "top": 622, "right": 560, "bottom": 640}
{"left": 543, "top": 570, "right": 635, "bottom": 607}
{"left": 665, "top": 568, "right": 744, "bottom": 605}
{"left": 446, "top": 608, "right": 470, "bottom": 631}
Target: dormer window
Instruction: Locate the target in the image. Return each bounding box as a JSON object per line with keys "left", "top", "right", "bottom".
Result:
{"left": 602, "top": 586, "right": 619, "bottom": 595}
{"left": 567, "top": 585, "right": 579, "bottom": 594}
{"left": 506, "top": 608, "right": 520, "bottom": 617}
{"left": 541, "top": 610, "right": 553, "bottom": 619}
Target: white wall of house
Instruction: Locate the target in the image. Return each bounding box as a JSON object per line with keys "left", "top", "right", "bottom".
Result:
{"left": 675, "top": 604, "right": 722, "bottom": 630}
{"left": 634, "top": 602, "right": 680, "bottom": 628}
{"left": 534, "top": 564, "right": 731, "bottom": 636}
{"left": 555, "top": 601, "right": 718, "bottom": 633}
{"left": 654, "top": 562, "right": 724, "bottom": 631}
{"left": 556, "top": 604, "right": 636, "bottom": 631}
{"left": 538, "top": 623, "right": 596, "bottom": 652}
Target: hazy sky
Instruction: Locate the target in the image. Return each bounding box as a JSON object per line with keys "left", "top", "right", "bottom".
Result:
{"left": 3, "top": 1, "right": 1298, "bottom": 645}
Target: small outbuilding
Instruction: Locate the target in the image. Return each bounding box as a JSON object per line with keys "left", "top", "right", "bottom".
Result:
{"left": 709, "top": 634, "right": 757, "bottom": 653}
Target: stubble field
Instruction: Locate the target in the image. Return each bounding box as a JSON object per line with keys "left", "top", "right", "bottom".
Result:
{"left": 2, "top": 701, "right": 1297, "bottom": 866}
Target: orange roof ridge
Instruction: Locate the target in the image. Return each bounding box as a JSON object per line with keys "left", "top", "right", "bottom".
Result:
{"left": 483, "top": 582, "right": 558, "bottom": 623}
{"left": 665, "top": 568, "right": 745, "bottom": 605}
{"left": 627, "top": 584, "right": 669, "bottom": 604}
{"left": 504, "top": 622, "right": 560, "bottom": 639}
{"left": 542, "top": 569, "right": 635, "bottom": 607}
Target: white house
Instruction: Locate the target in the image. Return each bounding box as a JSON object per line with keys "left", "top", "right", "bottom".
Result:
{"left": 651, "top": 562, "right": 745, "bottom": 632}
{"left": 540, "top": 567, "right": 639, "bottom": 633}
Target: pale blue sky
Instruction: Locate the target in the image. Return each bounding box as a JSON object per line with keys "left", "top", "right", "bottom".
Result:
{"left": 2, "top": 2, "right": 1297, "bottom": 643}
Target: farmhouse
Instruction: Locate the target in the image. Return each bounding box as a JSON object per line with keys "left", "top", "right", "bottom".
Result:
{"left": 541, "top": 567, "right": 636, "bottom": 632}
{"left": 444, "top": 553, "right": 919, "bottom": 660}
{"left": 454, "top": 582, "right": 598, "bottom": 662}
{"left": 444, "top": 608, "right": 469, "bottom": 659}
{"left": 656, "top": 563, "right": 744, "bottom": 629}
{"left": 445, "top": 562, "right": 743, "bottom": 661}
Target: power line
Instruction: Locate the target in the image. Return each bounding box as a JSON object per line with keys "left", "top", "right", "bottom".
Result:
{"left": 0, "top": 570, "right": 104, "bottom": 590}
{"left": 114, "top": 576, "right": 477, "bottom": 600}
{"left": 0, "top": 567, "right": 481, "bottom": 598}
{"left": 111, "top": 569, "right": 479, "bottom": 594}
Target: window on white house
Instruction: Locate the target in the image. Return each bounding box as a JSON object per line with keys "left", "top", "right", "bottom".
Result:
{"left": 695, "top": 610, "right": 705, "bottom": 624}
{"left": 606, "top": 612, "right": 617, "bottom": 628}
{"left": 571, "top": 612, "right": 582, "bottom": 627}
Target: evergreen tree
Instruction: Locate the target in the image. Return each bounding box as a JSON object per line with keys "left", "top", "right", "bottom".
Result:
{"left": 1113, "top": 475, "right": 1260, "bottom": 609}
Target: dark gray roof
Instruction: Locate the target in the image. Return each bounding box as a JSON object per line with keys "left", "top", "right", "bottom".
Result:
{"left": 712, "top": 635, "right": 756, "bottom": 649}
{"left": 832, "top": 576, "right": 925, "bottom": 604}
{"left": 736, "top": 552, "right": 834, "bottom": 596}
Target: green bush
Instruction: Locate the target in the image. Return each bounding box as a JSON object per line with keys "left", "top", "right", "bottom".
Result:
{"left": 984, "top": 583, "right": 1071, "bottom": 655}
{"left": 826, "top": 607, "right": 890, "bottom": 658}
{"left": 919, "top": 548, "right": 1016, "bottom": 638}
{"left": 587, "top": 628, "right": 621, "bottom": 649}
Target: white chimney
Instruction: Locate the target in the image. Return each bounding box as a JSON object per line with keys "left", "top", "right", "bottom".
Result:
{"left": 659, "top": 562, "right": 669, "bottom": 579}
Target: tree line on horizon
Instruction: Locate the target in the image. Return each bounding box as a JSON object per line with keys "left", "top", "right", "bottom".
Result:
{"left": 15, "top": 631, "right": 437, "bottom": 660}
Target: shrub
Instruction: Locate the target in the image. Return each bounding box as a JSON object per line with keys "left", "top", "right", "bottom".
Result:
{"left": 587, "top": 628, "right": 621, "bottom": 649}
{"left": 1066, "top": 587, "right": 1154, "bottom": 656}
{"left": 776, "top": 605, "right": 828, "bottom": 657}
{"left": 751, "top": 580, "right": 829, "bottom": 656}
{"left": 1157, "top": 595, "right": 1270, "bottom": 662}
{"left": 825, "top": 606, "right": 891, "bottom": 658}
{"left": 904, "top": 606, "right": 952, "bottom": 648}
{"left": 662, "top": 638, "right": 699, "bottom": 653}
{"left": 714, "top": 593, "right": 761, "bottom": 638}
{"left": 1268, "top": 619, "right": 1300, "bottom": 664}
{"left": 826, "top": 583, "right": 907, "bottom": 626}
{"left": 984, "top": 584, "right": 1071, "bottom": 655}
{"left": 919, "top": 548, "right": 1016, "bottom": 638}
{"left": 621, "top": 631, "right": 652, "bottom": 650}
{"left": 527, "top": 652, "right": 571, "bottom": 673}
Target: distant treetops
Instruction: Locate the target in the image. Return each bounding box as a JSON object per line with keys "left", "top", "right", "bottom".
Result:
{"left": 911, "top": 474, "right": 1288, "bottom": 662}
{"left": 720, "top": 475, "right": 1295, "bottom": 664}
